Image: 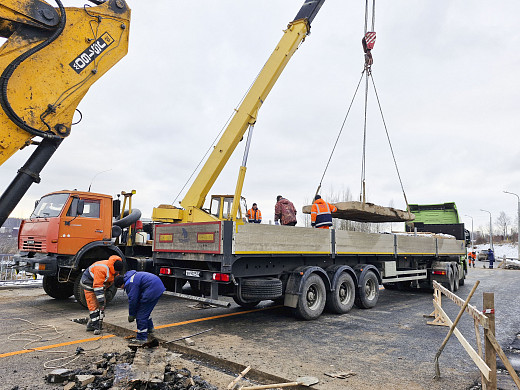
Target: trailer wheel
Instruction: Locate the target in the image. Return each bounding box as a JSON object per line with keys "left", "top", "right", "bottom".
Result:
{"left": 326, "top": 272, "right": 355, "bottom": 314}
{"left": 294, "top": 274, "right": 326, "bottom": 320}
{"left": 241, "top": 278, "right": 282, "bottom": 300}
{"left": 42, "top": 275, "right": 74, "bottom": 300}
{"left": 354, "top": 271, "right": 379, "bottom": 309}
{"left": 73, "top": 274, "right": 118, "bottom": 308}
{"left": 233, "top": 296, "right": 261, "bottom": 309}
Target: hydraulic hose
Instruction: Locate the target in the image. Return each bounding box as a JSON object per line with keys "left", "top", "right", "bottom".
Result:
{"left": 0, "top": 0, "right": 67, "bottom": 139}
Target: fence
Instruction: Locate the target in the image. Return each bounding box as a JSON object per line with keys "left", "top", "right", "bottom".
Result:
{"left": 427, "top": 280, "right": 520, "bottom": 390}
{"left": 0, "top": 254, "right": 39, "bottom": 282}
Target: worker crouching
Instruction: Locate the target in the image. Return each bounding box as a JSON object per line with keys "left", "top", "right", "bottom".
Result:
{"left": 81, "top": 255, "right": 124, "bottom": 334}
{"left": 311, "top": 195, "right": 337, "bottom": 229}
{"left": 115, "top": 271, "right": 166, "bottom": 346}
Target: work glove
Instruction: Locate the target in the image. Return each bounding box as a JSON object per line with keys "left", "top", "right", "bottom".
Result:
{"left": 128, "top": 315, "right": 135, "bottom": 323}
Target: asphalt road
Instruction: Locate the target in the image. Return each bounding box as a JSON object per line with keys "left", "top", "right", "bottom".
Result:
{"left": 1, "top": 262, "right": 519, "bottom": 390}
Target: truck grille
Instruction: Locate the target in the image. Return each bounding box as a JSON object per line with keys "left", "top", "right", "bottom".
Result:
{"left": 22, "top": 238, "right": 46, "bottom": 252}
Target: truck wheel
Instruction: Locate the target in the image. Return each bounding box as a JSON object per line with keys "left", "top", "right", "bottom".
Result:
{"left": 73, "top": 275, "right": 87, "bottom": 308}
{"left": 326, "top": 272, "right": 355, "bottom": 314}
{"left": 233, "top": 295, "right": 261, "bottom": 309}
{"left": 453, "top": 268, "right": 460, "bottom": 292}
{"left": 241, "top": 278, "right": 282, "bottom": 300}
{"left": 459, "top": 269, "right": 465, "bottom": 286}
{"left": 442, "top": 268, "right": 455, "bottom": 292}
{"left": 42, "top": 275, "right": 74, "bottom": 300}
{"left": 354, "top": 271, "right": 379, "bottom": 309}
{"left": 73, "top": 274, "right": 118, "bottom": 308}
{"left": 294, "top": 274, "right": 326, "bottom": 320}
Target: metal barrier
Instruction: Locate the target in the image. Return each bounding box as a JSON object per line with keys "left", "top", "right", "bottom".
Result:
{"left": 427, "top": 280, "right": 520, "bottom": 390}
{"left": 0, "top": 254, "right": 38, "bottom": 282}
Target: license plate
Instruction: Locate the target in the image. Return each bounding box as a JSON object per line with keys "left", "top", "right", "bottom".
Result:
{"left": 185, "top": 270, "right": 200, "bottom": 278}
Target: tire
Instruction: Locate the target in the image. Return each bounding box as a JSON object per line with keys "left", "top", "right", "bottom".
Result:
{"left": 42, "top": 275, "right": 74, "bottom": 300}
{"left": 442, "top": 268, "right": 455, "bottom": 292}
{"left": 73, "top": 273, "right": 118, "bottom": 308}
{"left": 294, "top": 274, "right": 326, "bottom": 320}
{"left": 459, "top": 268, "right": 465, "bottom": 286}
{"left": 354, "top": 271, "right": 379, "bottom": 309}
{"left": 326, "top": 272, "right": 355, "bottom": 314}
{"left": 233, "top": 295, "right": 261, "bottom": 309}
{"left": 453, "top": 268, "right": 460, "bottom": 292}
{"left": 241, "top": 278, "right": 282, "bottom": 301}
{"left": 73, "top": 274, "right": 87, "bottom": 308}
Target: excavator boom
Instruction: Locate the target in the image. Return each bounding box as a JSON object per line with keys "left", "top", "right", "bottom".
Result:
{"left": 0, "top": 0, "right": 130, "bottom": 225}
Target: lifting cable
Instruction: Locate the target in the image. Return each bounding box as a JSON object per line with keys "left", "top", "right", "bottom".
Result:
{"left": 316, "top": 0, "right": 409, "bottom": 210}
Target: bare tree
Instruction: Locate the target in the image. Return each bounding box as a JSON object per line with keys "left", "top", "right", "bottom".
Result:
{"left": 496, "top": 211, "right": 511, "bottom": 240}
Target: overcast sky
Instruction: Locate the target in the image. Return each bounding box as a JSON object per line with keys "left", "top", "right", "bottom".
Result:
{"left": 2, "top": 0, "right": 519, "bottom": 233}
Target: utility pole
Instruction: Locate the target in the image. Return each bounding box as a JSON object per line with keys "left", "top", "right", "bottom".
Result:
{"left": 464, "top": 214, "right": 474, "bottom": 248}
{"left": 504, "top": 190, "right": 520, "bottom": 260}
{"left": 481, "top": 209, "right": 493, "bottom": 251}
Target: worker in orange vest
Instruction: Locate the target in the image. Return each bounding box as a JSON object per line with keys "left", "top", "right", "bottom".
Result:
{"left": 468, "top": 250, "right": 476, "bottom": 268}
{"left": 80, "top": 255, "right": 124, "bottom": 334}
{"left": 311, "top": 195, "right": 337, "bottom": 229}
{"left": 247, "top": 203, "right": 262, "bottom": 223}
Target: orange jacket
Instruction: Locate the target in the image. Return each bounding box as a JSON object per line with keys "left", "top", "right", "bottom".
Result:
{"left": 247, "top": 208, "right": 262, "bottom": 223}
{"left": 81, "top": 255, "right": 121, "bottom": 304}
{"left": 311, "top": 199, "right": 337, "bottom": 229}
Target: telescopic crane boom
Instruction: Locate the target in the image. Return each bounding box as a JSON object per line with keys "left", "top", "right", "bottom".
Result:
{"left": 152, "top": 0, "right": 325, "bottom": 224}
{"left": 0, "top": 0, "right": 130, "bottom": 226}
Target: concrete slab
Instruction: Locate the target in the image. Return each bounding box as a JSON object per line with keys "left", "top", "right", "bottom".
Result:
{"left": 302, "top": 201, "right": 414, "bottom": 223}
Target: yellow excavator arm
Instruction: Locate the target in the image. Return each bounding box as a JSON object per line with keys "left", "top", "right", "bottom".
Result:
{"left": 0, "top": 0, "right": 130, "bottom": 225}
{"left": 152, "top": 0, "right": 325, "bottom": 224}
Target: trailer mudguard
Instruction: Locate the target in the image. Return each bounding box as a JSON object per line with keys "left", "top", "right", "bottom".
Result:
{"left": 72, "top": 241, "right": 125, "bottom": 271}
{"left": 325, "top": 265, "right": 358, "bottom": 292}
{"left": 353, "top": 264, "right": 382, "bottom": 288}
{"left": 284, "top": 266, "right": 331, "bottom": 308}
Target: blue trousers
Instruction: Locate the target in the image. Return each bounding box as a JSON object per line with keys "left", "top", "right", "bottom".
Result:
{"left": 135, "top": 296, "right": 161, "bottom": 340}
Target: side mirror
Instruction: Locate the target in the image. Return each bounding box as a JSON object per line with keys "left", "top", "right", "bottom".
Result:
{"left": 77, "top": 199, "right": 84, "bottom": 216}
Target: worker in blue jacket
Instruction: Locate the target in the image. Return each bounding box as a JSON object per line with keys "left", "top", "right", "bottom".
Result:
{"left": 114, "top": 270, "right": 166, "bottom": 345}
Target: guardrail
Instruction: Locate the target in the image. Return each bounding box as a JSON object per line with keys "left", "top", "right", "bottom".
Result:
{"left": 427, "top": 280, "right": 520, "bottom": 389}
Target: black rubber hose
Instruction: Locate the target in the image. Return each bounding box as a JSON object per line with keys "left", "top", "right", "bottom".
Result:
{"left": 0, "top": 0, "right": 66, "bottom": 139}
{"left": 113, "top": 209, "right": 142, "bottom": 228}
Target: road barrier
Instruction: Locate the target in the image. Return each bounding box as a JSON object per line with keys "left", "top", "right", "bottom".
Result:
{"left": 427, "top": 280, "right": 520, "bottom": 390}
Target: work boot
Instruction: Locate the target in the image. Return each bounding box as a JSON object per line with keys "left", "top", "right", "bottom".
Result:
{"left": 86, "top": 320, "right": 95, "bottom": 332}
{"left": 87, "top": 310, "right": 101, "bottom": 333}
{"left": 128, "top": 338, "right": 147, "bottom": 347}
{"left": 148, "top": 327, "right": 155, "bottom": 337}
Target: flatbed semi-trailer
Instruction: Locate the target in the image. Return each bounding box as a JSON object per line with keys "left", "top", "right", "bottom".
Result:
{"left": 153, "top": 221, "right": 466, "bottom": 320}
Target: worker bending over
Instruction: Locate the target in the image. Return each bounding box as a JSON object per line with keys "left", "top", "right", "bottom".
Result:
{"left": 114, "top": 270, "right": 166, "bottom": 346}
{"left": 247, "top": 203, "right": 262, "bottom": 223}
{"left": 81, "top": 255, "right": 124, "bottom": 334}
{"left": 311, "top": 195, "right": 337, "bottom": 229}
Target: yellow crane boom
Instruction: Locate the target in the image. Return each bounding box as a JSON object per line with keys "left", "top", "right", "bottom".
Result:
{"left": 153, "top": 0, "right": 325, "bottom": 224}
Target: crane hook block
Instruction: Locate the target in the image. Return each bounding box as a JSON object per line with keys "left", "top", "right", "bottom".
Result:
{"left": 362, "top": 32, "right": 376, "bottom": 52}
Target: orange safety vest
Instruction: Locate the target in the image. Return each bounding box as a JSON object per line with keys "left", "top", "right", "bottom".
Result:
{"left": 311, "top": 199, "right": 337, "bottom": 229}
{"left": 247, "top": 208, "right": 262, "bottom": 223}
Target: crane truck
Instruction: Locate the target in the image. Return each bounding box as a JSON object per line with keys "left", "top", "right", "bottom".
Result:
{"left": 0, "top": 0, "right": 131, "bottom": 227}
{"left": 12, "top": 0, "right": 467, "bottom": 320}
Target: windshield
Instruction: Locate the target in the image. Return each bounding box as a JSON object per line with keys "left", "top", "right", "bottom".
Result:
{"left": 31, "top": 193, "right": 69, "bottom": 218}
